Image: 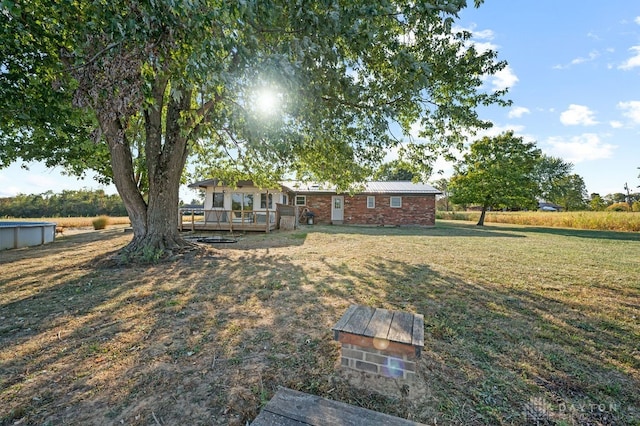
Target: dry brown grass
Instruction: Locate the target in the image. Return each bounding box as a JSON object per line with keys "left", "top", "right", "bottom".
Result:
{"left": 14, "top": 216, "right": 131, "bottom": 229}
{"left": 1, "top": 223, "right": 638, "bottom": 425}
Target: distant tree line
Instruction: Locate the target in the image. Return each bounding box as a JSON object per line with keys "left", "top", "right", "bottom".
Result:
{"left": 0, "top": 189, "right": 127, "bottom": 218}
{"left": 374, "top": 133, "right": 640, "bottom": 218}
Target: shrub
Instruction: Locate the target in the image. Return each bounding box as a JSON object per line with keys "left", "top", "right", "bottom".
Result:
{"left": 606, "top": 202, "right": 630, "bottom": 212}
{"left": 92, "top": 215, "right": 110, "bottom": 230}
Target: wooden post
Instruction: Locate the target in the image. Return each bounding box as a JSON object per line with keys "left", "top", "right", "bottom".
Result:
{"left": 265, "top": 190, "right": 270, "bottom": 233}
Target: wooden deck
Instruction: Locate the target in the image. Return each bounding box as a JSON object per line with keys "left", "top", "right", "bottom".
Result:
{"left": 178, "top": 209, "right": 278, "bottom": 232}
{"left": 251, "top": 388, "right": 425, "bottom": 425}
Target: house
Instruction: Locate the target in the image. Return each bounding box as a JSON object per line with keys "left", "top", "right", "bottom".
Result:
{"left": 538, "top": 201, "right": 562, "bottom": 212}
{"left": 180, "top": 179, "right": 284, "bottom": 232}
{"left": 280, "top": 181, "right": 441, "bottom": 227}
{"left": 180, "top": 179, "right": 441, "bottom": 232}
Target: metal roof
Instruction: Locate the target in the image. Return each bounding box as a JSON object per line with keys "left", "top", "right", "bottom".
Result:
{"left": 189, "top": 179, "right": 441, "bottom": 195}
{"left": 280, "top": 181, "right": 441, "bottom": 195}
{"left": 188, "top": 179, "right": 264, "bottom": 189}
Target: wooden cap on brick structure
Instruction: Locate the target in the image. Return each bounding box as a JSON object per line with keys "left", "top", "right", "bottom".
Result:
{"left": 332, "top": 305, "right": 424, "bottom": 358}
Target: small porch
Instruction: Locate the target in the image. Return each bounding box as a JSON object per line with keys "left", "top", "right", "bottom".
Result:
{"left": 178, "top": 208, "right": 278, "bottom": 232}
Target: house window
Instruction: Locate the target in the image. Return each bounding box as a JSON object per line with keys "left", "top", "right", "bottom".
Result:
{"left": 367, "top": 196, "right": 375, "bottom": 209}
{"left": 295, "top": 195, "right": 306, "bottom": 206}
{"left": 212, "top": 193, "right": 224, "bottom": 208}
{"left": 260, "top": 193, "right": 273, "bottom": 209}
{"left": 231, "top": 193, "right": 254, "bottom": 210}
{"left": 390, "top": 196, "right": 402, "bottom": 208}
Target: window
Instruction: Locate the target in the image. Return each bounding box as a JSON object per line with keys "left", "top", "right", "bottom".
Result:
{"left": 295, "top": 195, "right": 306, "bottom": 206}
{"left": 390, "top": 196, "right": 402, "bottom": 208}
{"left": 231, "top": 193, "right": 254, "bottom": 210}
{"left": 367, "top": 196, "right": 375, "bottom": 209}
{"left": 212, "top": 193, "right": 224, "bottom": 208}
{"left": 260, "top": 193, "right": 273, "bottom": 209}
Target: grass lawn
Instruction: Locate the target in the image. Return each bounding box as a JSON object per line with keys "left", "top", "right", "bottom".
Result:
{"left": 1, "top": 221, "right": 638, "bottom": 425}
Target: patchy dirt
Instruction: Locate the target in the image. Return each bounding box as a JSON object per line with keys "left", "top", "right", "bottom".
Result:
{"left": 1, "top": 225, "right": 638, "bottom": 425}
{"left": 0, "top": 229, "right": 416, "bottom": 426}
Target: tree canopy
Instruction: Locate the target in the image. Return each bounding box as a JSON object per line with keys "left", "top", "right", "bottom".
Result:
{"left": 373, "top": 159, "right": 419, "bottom": 181}
{"left": 1, "top": 0, "right": 509, "bottom": 255}
{"left": 449, "top": 131, "right": 541, "bottom": 225}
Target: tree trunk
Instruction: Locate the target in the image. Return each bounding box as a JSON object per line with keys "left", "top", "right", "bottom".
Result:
{"left": 103, "top": 119, "right": 148, "bottom": 236}
{"left": 101, "top": 78, "right": 194, "bottom": 258}
{"left": 477, "top": 205, "right": 488, "bottom": 226}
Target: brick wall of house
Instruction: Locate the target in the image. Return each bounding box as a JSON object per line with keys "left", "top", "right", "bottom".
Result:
{"left": 303, "top": 194, "right": 437, "bottom": 226}
{"left": 303, "top": 194, "right": 333, "bottom": 225}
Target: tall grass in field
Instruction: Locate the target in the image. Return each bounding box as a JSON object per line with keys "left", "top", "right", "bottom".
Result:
{"left": 436, "top": 210, "right": 640, "bottom": 232}
{"left": 7, "top": 216, "right": 131, "bottom": 228}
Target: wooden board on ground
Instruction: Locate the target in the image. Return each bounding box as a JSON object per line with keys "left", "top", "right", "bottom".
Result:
{"left": 251, "top": 387, "right": 425, "bottom": 426}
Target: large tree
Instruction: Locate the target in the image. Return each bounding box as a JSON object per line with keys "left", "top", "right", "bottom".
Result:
{"left": 373, "top": 159, "right": 418, "bottom": 181}
{"left": 553, "top": 174, "right": 588, "bottom": 211}
{"left": 432, "top": 177, "right": 451, "bottom": 211}
{"left": 449, "top": 131, "right": 541, "bottom": 226}
{"left": 535, "top": 155, "right": 572, "bottom": 202}
{"left": 1, "top": 0, "right": 509, "bottom": 256}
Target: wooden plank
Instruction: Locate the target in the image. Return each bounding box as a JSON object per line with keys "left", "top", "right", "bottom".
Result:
{"left": 363, "top": 308, "right": 394, "bottom": 339}
{"left": 387, "top": 311, "right": 414, "bottom": 344}
{"left": 251, "top": 409, "right": 307, "bottom": 426}
{"left": 257, "top": 388, "right": 425, "bottom": 426}
{"left": 411, "top": 313, "right": 425, "bottom": 347}
{"left": 340, "top": 305, "right": 374, "bottom": 335}
{"left": 331, "top": 305, "right": 359, "bottom": 340}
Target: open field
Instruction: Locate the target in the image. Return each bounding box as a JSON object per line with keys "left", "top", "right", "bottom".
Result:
{"left": 1, "top": 221, "right": 638, "bottom": 425}
{"left": 437, "top": 211, "right": 640, "bottom": 232}
{"left": 4, "top": 216, "right": 131, "bottom": 229}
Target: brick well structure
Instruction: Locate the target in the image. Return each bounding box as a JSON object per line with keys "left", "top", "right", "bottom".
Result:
{"left": 332, "top": 305, "right": 424, "bottom": 381}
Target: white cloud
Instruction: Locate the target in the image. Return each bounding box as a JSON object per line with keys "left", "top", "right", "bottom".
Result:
{"left": 472, "top": 41, "right": 498, "bottom": 53}
{"left": 453, "top": 25, "right": 512, "bottom": 92}
{"left": 452, "top": 24, "right": 498, "bottom": 53}
{"left": 609, "top": 120, "right": 624, "bottom": 128}
{"left": 617, "top": 100, "right": 640, "bottom": 124}
{"left": 545, "top": 133, "right": 616, "bottom": 163}
{"left": 489, "top": 64, "right": 518, "bottom": 92}
{"left": 471, "top": 28, "right": 495, "bottom": 40}
{"left": 619, "top": 46, "right": 640, "bottom": 70}
{"left": 471, "top": 124, "right": 529, "bottom": 142}
{"left": 508, "top": 106, "right": 530, "bottom": 118}
{"left": 635, "top": 16, "right": 640, "bottom": 25}
{"left": 571, "top": 50, "right": 600, "bottom": 65}
{"left": 554, "top": 50, "right": 600, "bottom": 69}
{"left": 560, "top": 104, "right": 598, "bottom": 126}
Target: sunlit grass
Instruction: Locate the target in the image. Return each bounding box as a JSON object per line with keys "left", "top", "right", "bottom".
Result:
{"left": 0, "top": 222, "right": 638, "bottom": 425}
{"left": 437, "top": 210, "right": 640, "bottom": 232}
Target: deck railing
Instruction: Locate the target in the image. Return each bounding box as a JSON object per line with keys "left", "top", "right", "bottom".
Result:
{"left": 178, "top": 208, "right": 277, "bottom": 231}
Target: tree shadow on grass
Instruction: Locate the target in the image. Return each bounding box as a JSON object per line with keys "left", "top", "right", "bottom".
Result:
{"left": 1, "top": 228, "right": 638, "bottom": 426}
{"left": 316, "top": 255, "right": 639, "bottom": 425}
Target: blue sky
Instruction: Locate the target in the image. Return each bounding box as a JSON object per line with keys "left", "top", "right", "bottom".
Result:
{"left": 454, "top": 0, "right": 640, "bottom": 196}
{"left": 1, "top": 1, "right": 639, "bottom": 201}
